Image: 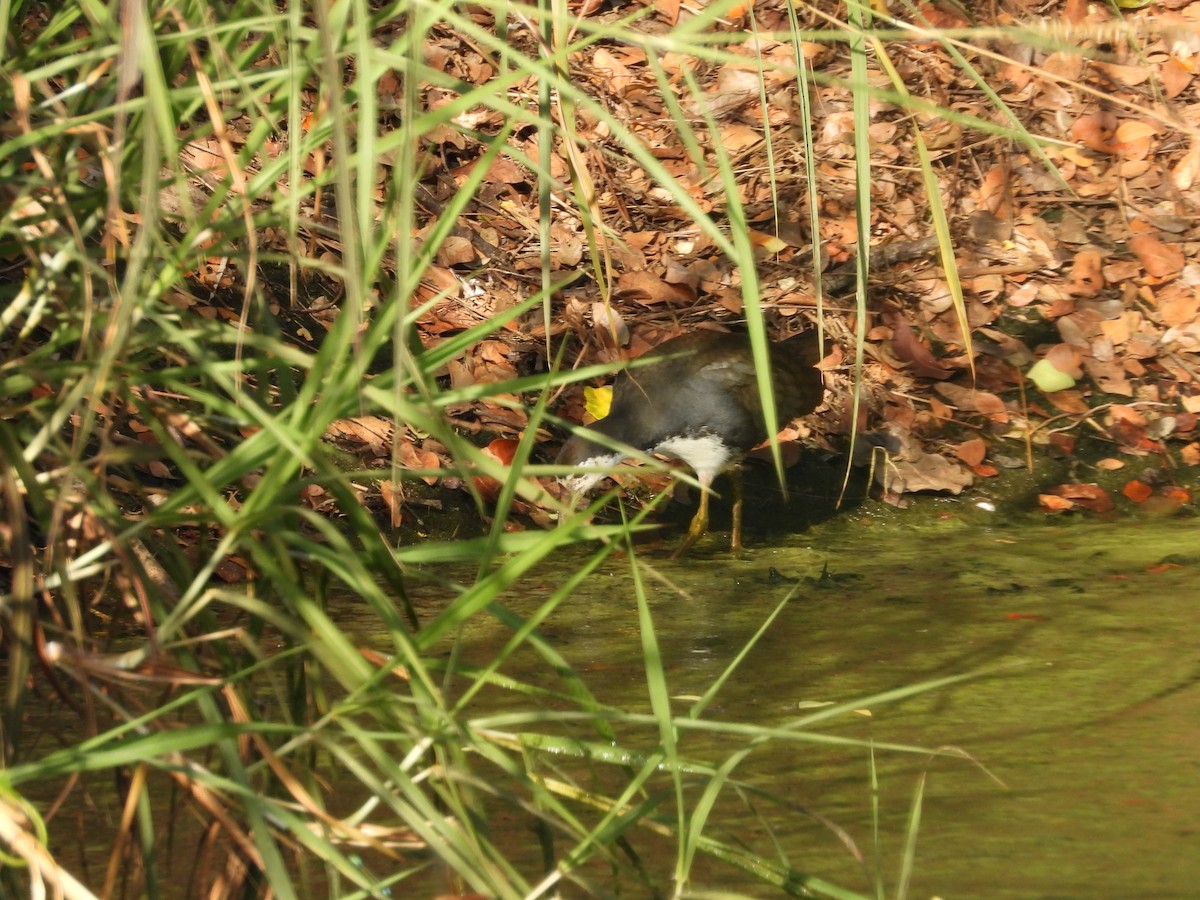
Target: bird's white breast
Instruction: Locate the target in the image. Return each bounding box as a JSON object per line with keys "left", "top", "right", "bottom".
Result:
{"left": 653, "top": 434, "right": 733, "bottom": 485}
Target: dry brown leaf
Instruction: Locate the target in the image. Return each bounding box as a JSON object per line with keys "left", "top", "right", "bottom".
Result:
{"left": 1045, "top": 483, "right": 1115, "bottom": 513}
{"left": 1099, "top": 314, "right": 1132, "bottom": 348}
{"left": 1046, "top": 343, "right": 1084, "bottom": 377}
{"left": 1070, "top": 112, "right": 1117, "bottom": 154}
{"left": 955, "top": 438, "right": 987, "bottom": 467}
{"left": 1069, "top": 250, "right": 1104, "bottom": 297}
{"left": 1041, "top": 52, "right": 1084, "bottom": 80}
{"left": 885, "top": 312, "right": 953, "bottom": 379}
{"left": 326, "top": 416, "right": 395, "bottom": 454}
{"left": 1096, "top": 63, "right": 1149, "bottom": 86}
{"left": 590, "top": 301, "right": 629, "bottom": 347}
{"left": 1117, "top": 160, "right": 1151, "bottom": 179}
{"left": 447, "top": 358, "right": 475, "bottom": 390}
{"left": 883, "top": 451, "right": 973, "bottom": 496}
{"left": 1130, "top": 234, "right": 1184, "bottom": 279}
{"left": 1161, "top": 58, "right": 1193, "bottom": 99}
{"left": 1060, "top": 146, "right": 1095, "bottom": 169}
{"left": 378, "top": 480, "right": 404, "bottom": 527}
{"left": 929, "top": 396, "right": 953, "bottom": 421}
{"left": 1076, "top": 178, "right": 1118, "bottom": 198}
{"left": 615, "top": 270, "right": 694, "bottom": 305}
{"left": 1154, "top": 283, "right": 1200, "bottom": 326}
{"left": 1006, "top": 283, "right": 1039, "bottom": 308}
{"left": 592, "top": 48, "right": 636, "bottom": 93}
{"left": 713, "top": 290, "right": 743, "bottom": 314}
{"left": 215, "top": 556, "right": 253, "bottom": 583}
{"left": 477, "top": 340, "right": 510, "bottom": 364}
{"left": 1172, "top": 139, "right": 1200, "bottom": 190}
{"left": 1063, "top": 0, "right": 1088, "bottom": 23}
{"left": 1084, "top": 358, "right": 1133, "bottom": 397}
{"left": 1045, "top": 390, "right": 1090, "bottom": 414}
{"left": 436, "top": 235, "right": 475, "bottom": 267}
{"left": 972, "top": 391, "right": 1008, "bottom": 418}
{"left": 978, "top": 165, "right": 1010, "bottom": 215}
{"left": 685, "top": 67, "right": 759, "bottom": 119}
{"left": 181, "top": 138, "right": 229, "bottom": 182}
{"left": 478, "top": 157, "right": 526, "bottom": 185}
{"left": 1162, "top": 321, "right": 1200, "bottom": 352}
{"left": 922, "top": 118, "right": 962, "bottom": 150}
{"left": 1109, "top": 405, "right": 1147, "bottom": 426}
{"left": 415, "top": 265, "right": 462, "bottom": 306}
{"left": 655, "top": 0, "right": 681, "bottom": 25}
{"left": 917, "top": 3, "right": 969, "bottom": 26}
{"left": 1112, "top": 115, "right": 1157, "bottom": 146}
{"left": 720, "top": 122, "right": 762, "bottom": 152}
{"left": 933, "top": 383, "right": 1006, "bottom": 417}
{"left": 553, "top": 235, "right": 583, "bottom": 267}
{"left": 397, "top": 440, "right": 441, "bottom": 486}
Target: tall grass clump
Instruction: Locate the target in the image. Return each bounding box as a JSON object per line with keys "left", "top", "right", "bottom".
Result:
{"left": 0, "top": 0, "right": 1058, "bottom": 896}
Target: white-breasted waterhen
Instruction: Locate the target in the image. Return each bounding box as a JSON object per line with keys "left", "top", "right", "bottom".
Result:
{"left": 557, "top": 329, "right": 824, "bottom": 555}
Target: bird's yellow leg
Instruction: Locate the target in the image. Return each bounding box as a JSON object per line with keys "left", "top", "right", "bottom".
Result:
{"left": 672, "top": 481, "right": 711, "bottom": 558}
{"left": 729, "top": 468, "right": 744, "bottom": 553}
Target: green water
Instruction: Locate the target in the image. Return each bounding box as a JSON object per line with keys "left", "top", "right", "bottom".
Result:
{"left": 20, "top": 508, "right": 1196, "bottom": 897}
{"left": 396, "top": 511, "right": 1200, "bottom": 898}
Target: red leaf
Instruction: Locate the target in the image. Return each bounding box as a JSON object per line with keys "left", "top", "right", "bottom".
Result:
{"left": 1161, "top": 486, "right": 1192, "bottom": 504}
{"left": 1122, "top": 480, "right": 1153, "bottom": 503}
{"left": 1146, "top": 562, "right": 1183, "bottom": 574}
{"left": 482, "top": 438, "right": 520, "bottom": 465}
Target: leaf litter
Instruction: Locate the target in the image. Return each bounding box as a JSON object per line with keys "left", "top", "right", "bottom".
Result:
{"left": 14, "top": 0, "right": 1200, "bottom": 535}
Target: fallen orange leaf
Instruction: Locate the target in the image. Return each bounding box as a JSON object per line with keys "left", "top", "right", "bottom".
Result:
{"left": 1038, "top": 493, "right": 1075, "bottom": 512}
{"left": 1129, "top": 233, "right": 1184, "bottom": 279}
{"left": 1146, "top": 562, "right": 1183, "bottom": 574}
{"left": 1161, "top": 486, "right": 1191, "bottom": 504}
{"left": 955, "top": 437, "right": 987, "bottom": 467}
{"left": 1069, "top": 249, "right": 1104, "bottom": 297}
{"left": 1122, "top": 480, "right": 1153, "bottom": 503}
{"left": 1070, "top": 111, "right": 1116, "bottom": 153}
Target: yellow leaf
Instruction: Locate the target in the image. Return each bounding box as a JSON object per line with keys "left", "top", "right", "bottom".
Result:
{"left": 1027, "top": 359, "right": 1075, "bottom": 393}
{"left": 585, "top": 385, "right": 612, "bottom": 421}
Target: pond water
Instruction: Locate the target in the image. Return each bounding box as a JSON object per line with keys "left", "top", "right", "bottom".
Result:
{"left": 392, "top": 507, "right": 1200, "bottom": 898}
{"left": 18, "top": 499, "right": 1196, "bottom": 898}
